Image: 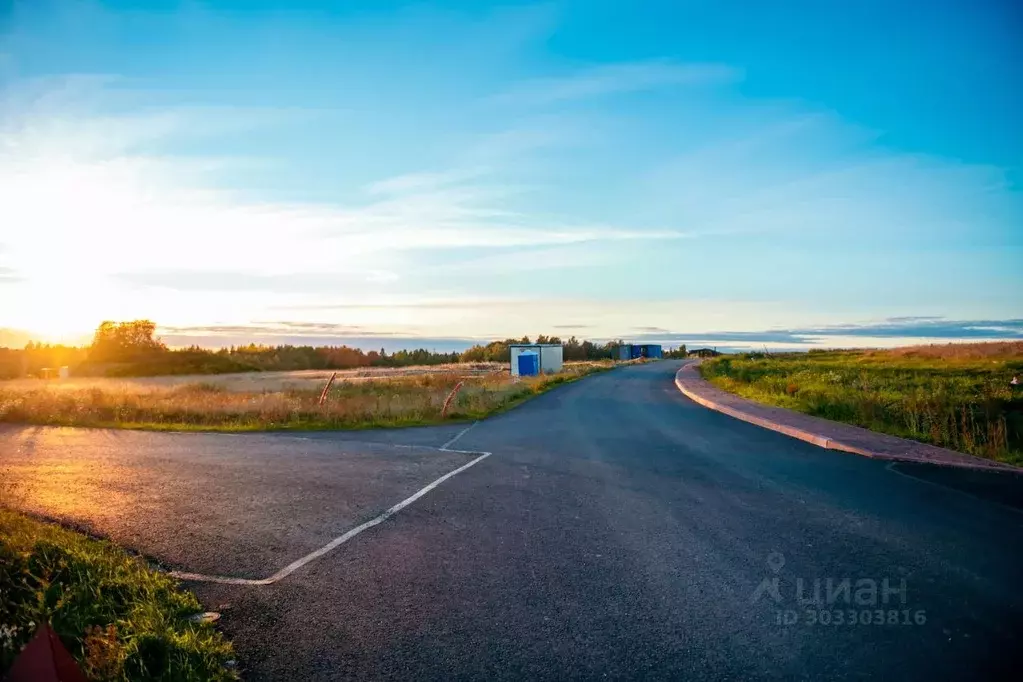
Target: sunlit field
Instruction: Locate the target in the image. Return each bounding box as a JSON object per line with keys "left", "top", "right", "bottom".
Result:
{"left": 699, "top": 342, "right": 1023, "bottom": 465}
{"left": 0, "top": 362, "right": 504, "bottom": 393}
{"left": 0, "top": 362, "right": 613, "bottom": 431}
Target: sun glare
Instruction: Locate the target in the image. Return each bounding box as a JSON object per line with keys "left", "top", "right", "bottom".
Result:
{"left": 4, "top": 277, "right": 104, "bottom": 343}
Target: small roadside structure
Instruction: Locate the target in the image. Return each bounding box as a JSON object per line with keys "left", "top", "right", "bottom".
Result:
{"left": 35, "top": 366, "right": 71, "bottom": 380}
{"left": 689, "top": 348, "right": 722, "bottom": 358}
{"left": 618, "top": 344, "right": 663, "bottom": 360}
{"left": 509, "top": 344, "right": 563, "bottom": 377}
{"left": 516, "top": 350, "right": 539, "bottom": 376}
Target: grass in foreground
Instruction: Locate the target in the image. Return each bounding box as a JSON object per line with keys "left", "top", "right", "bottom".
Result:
{"left": 698, "top": 343, "right": 1023, "bottom": 465}
{"left": 0, "top": 362, "right": 614, "bottom": 432}
{"left": 0, "top": 509, "right": 236, "bottom": 681}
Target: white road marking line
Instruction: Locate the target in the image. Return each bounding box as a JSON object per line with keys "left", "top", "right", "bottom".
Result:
{"left": 441, "top": 421, "right": 478, "bottom": 451}
{"left": 170, "top": 450, "right": 492, "bottom": 586}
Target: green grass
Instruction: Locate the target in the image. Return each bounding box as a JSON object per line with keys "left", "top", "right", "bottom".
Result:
{"left": 698, "top": 344, "right": 1023, "bottom": 465}
{"left": 0, "top": 362, "right": 615, "bottom": 432}
{"left": 0, "top": 509, "right": 236, "bottom": 681}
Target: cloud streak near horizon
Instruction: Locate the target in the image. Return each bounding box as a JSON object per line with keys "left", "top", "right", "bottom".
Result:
{"left": 150, "top": 316, "right": 1023, "bottom": 349}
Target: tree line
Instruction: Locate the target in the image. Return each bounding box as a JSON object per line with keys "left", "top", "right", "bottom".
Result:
{"left": 0, "top": 320, "right": 688, "bottom": 378}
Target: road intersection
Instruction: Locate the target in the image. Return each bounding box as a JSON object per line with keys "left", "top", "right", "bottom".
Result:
{"left": 2, "top": 361, "right": 1021, "bottom": 680}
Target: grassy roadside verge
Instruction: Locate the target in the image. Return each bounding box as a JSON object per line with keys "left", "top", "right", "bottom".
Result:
{"left": 0, "top": 509, "right": 236, "bottom": 681}
{"left": 0, "top": 362, "right": 617, "bottom": 432}
{"left": 697, "top": 345, "right": 1023, "bottom": 466}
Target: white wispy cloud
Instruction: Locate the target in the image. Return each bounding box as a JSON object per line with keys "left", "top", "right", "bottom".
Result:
{"left": 0, "top": 77, "right": 688, "bottom": 273}
{"left": 633, "top": 107, "right": 1020, "bottom": 246}
{"left": 492, "top": 60, "right": 740, "bottom": 106}
{"left": 5, "top": 65, "right": 1017, "bottom": 342}
{"left": 259, "top": 296, "right": 813, "bottom": 340}
{"left": 0, "top": 77, "right": 699, "bottom": 336}
{"left": 365, "top": 168, "right": 490, "bottom": 196}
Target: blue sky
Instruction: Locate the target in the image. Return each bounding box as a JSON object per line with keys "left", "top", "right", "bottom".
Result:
{"left": 1, "top": 0, "right": 1021, "bottom": 350}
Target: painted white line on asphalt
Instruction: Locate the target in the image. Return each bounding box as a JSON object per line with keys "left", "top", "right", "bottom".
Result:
{"left": 170, "top": 450, "right": 492, "bottom": 586}
{"left": 168, "top": 570, "right": 274, "bottom": 586}
{"left": 440, "top": 421, "right": 478, "bottom": 451}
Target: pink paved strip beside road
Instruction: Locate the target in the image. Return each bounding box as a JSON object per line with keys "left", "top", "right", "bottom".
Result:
{"left": 675, "top": 362, "right": 1022, "bottom": 473}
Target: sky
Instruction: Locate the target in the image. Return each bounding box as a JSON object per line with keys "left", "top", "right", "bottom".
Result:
{"left": 1, "top": 0, "right": 1021, "bottom": 351}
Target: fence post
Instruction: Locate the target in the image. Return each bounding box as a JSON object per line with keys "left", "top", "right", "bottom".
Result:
{"left": 441, "top": 381, "right": 464, "bottom": 418}
{"left": 318, "top": 372, "right": 338, "bottom": 406}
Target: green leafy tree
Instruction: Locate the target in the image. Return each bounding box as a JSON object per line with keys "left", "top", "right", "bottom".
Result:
{"left": 89, "top": 320, "right": 167, "bottom": 362}
{"left": 664, "top": 344, "right": 688, "bottom": 358}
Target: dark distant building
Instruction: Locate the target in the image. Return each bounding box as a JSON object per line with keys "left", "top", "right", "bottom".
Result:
{"left": 688, "top": 348, "right": 721, "bottom": 358}
{"left": 619, "top": 344, "right": 663, "bottom": 360}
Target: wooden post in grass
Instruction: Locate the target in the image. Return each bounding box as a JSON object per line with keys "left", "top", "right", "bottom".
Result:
{"left": 318, "top": 372, "right": 338, "bottom": 406}
{"left": 441, "top": 381, "right": 464, "bottom": 418}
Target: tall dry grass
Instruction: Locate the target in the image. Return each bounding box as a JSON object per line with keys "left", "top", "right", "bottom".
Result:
{"left": 0, "top": 362, "right": 504, "bottom": 393}
{"left": 865, "top": 341, "right": 1023, "bottom": 361}
{"left": 0, "top": 364, "right": 611, "bottom": 431}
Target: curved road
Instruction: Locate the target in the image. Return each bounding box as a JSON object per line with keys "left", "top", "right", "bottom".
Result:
{"left": 2, "top": 360, "right": 1022, "bottom": 680}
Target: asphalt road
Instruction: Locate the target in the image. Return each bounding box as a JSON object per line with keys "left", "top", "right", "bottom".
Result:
{"left": 2, "top": 360, "right": 1022, "bottom": 680}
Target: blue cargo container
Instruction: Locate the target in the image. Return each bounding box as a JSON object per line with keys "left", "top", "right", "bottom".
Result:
{"left": 517, "top": 351, "right": 539, "bottom": 376}
{"left": 620, "top": 343, "right": 662, "bottom": 359}
{"left": 642, "top": 344, "right": 663, "bottom": 359}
